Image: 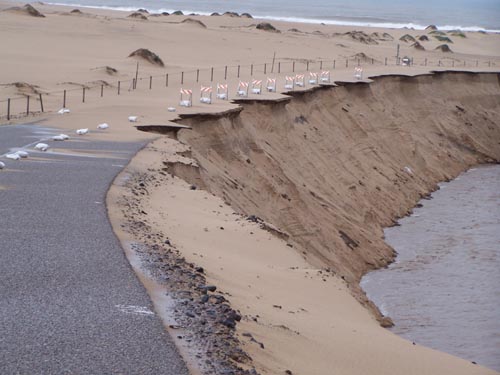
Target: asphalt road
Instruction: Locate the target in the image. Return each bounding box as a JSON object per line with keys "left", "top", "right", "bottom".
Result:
{"left": 0, "top": 124, "right": 189, "bottom": 374}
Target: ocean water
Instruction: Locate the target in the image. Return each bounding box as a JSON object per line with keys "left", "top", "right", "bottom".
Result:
{"left": 46, "top": 0, "right": 500, "bottom": 31}
{"left": 361, "top": 165, "right": 500, "bottom": 371}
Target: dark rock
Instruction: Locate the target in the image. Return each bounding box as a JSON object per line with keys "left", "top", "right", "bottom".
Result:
{"left": 171, "top": 10, "right": 184, "bottom": 15}
{"left": 223, "top": 11, "right": 240, "bottom": 17}
{"left": 412, "top": 41, "right": 425, "bottom": 51}
{"left": 70, "top": 9, "right": 82, "bottom": 14}
{"left": 195, "top": 266, "right": 204, "bottom": 273}
{"left": 418, "top": 35, "right": 429, "bottom": 41}
{"left": 344, "top": 30, "right": 378, "bottom": 44}
{"left": 425, "top": 24, "right": 438, "bottom": 31}
{"left": 434, "top": 35, "right": 453, "bottom": 43}
{"left": 7, "top": 4, "right": 45, "bottom": 17}
{"left": 241, "top": 12, "right": 253, "bottom": 18}
{"left": 128, "top": 48, "right": 164, "bottom": 66}
{"left": 435, "top": 44, "right": 453, "bottom": 53}
{"left": 128, "top": 12, "right": 148, "bottom": 20}
{"left": 137, "top": 8, "right": 149, "bottom": 13}
{"left": 200, "top": 285, "right": 217, "bottom": 292}
{"left": 161, "top": 12, "right": 169, "bottom": 15}
{"left": 190, "top": 184, "right": 197, "bottom": 190}
{"left": 186, "top": 311, "right": 196, "bottom": 318}
{"left": 200, "top": 294, "right": 209, "bottom": 303}
{"left": 181, "top": 18, "right": 207, "bottom": 28}
{"left": 211, "top": 12, "right": 221, "bottom": 16}
{"left": 399, "top": 34, "right": 416, "bottom": 43}
{"left": 256, "top": 22, "right": 279, "bottom": 32}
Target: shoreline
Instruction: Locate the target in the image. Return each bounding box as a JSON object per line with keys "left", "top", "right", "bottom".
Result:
{"left": 361, "top": 164, "right": 500, "bottom": 370}
{"left": 40, "top": 0, "right": 500, "bottom": 32}
{"left": 1, "top": 4, "right": 499, "bottom": 373}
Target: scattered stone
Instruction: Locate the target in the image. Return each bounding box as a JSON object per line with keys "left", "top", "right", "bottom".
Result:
{"left": 161, "top": 12, "right": 169, "bottom": 16}
{"left": 128, "top": 48, "right": 164, "bottom": 67}
{"left": 241, "top": 13, "right": 253, "bottom": 18}
{"left": 418, "top": 35, "right": 429, "bottom": 41}
{"left": 210, "top": 12, "right": 220, "bottom": 16}
{"left": 190, "top": 184, "right": 197, "bottom": 190}
{"left": 70, "top": 9, "right": 82, "bottom": 14}
{"left": 425, "top": 24, "right": 438, "bottom": 31}
{"left": 137, "top": 8, "right": 149, "bottom": 13}
{"left": 171, "top": 10, "right": 184, "bottom": 15}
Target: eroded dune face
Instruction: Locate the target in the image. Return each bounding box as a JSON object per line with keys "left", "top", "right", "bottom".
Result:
{"left": 172, "top": 72, "right": 500, "bottom": 284}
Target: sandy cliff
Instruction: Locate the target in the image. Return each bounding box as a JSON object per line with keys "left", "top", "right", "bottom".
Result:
{"left": 171, "top": 71, "right": 500, "bottom": 285}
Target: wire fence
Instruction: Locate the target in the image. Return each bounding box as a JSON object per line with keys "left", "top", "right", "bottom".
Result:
{"left": 1, "top": 55, "right": 498, "bottom": 122}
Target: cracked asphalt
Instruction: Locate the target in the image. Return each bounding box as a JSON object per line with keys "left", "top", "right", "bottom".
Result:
{"left": 0, "top": 124, "right": 189, "bottom": 375}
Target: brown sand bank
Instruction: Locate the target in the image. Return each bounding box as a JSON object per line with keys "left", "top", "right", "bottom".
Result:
{"left": 1, "top": 2, "right": 500, "bottom": 374}
{"left": 110, "top": 71, "right": 500, "bottom": 375}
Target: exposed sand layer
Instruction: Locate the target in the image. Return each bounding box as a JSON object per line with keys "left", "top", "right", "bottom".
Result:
{"left": 1, "top": 2, "right": 500, "bottom": 374}
{"left": 110, "top": 72, "right": 500, "bottom": 375}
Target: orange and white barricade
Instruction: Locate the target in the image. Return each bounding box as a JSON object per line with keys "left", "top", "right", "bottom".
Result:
{"left": 251, "top": 79, "right": 262, "bottom": 94}
{"left": 284, "top": 76, "right": 294, "bottom": 90}
{"left": 216, "top": 83, "right": 228, "bottom": 100}
{"left": 237, "top": 81, "right": 249, "bottom": 97}
{"left": 266, "top": 78, "right": 276, "bottom": 92}
{"left": 200, "top": 86, "right": 212, "bottom": 104}
{"left": 295, "top": 74, "right": 305, "bottom": 87}
{"left": 354, "top": 67, "right": 363, "bottom": 80}
{"left": 320, "top": 71, "right": 331, "bottom": 83}
{"left": 179, "top": 88, "right": 192, "bottom": 107}
{"left": 309, "top": 72, "right": 318, "bottom": 85}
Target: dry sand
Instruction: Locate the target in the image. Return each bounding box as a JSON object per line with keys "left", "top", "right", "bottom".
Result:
{"left": 1, "top": 2, "right": 500, "bottom": 374}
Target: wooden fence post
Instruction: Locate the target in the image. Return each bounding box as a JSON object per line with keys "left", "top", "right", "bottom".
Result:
{"left": 264, "top": 63, "right": 267, "bottom": 74}
{"left": 251, "top": 64, "right": 253, "bottom": 76}
{"left": 333, "top": 60, "right": 336, "bottom": 69}
{"left": 196, "top": 69, "right": 199, "bottom": 82}
{"left": 7, "top": 98, "right": 10, "bottom": 120}
{"left": 166, "top": 74, "right": 169, "bottom": 87}
{"left": 63, "top": 90, "right": 66, "bottom": 108}
{"left": 39, "top": 94, "right": 44, "bottom": 112}
{"left": 82, "top": 87, "right": 85, "bottom": 103}
{"left": 26, "top": 96, "right": 30, "bottom": 116}
{"left": 320, "top": 61, "right": 323, "bottom": 70}
{"left": 211, "top": 67, "right": 214, "bottom": 82}
{"left": 293, "top": 61, "right": 295, "bottom": 72}
{"left": 181, "top": 72, "right": 184, "bottom": 84}
{"left": 278, "top": 62, "right": 281, "bottom": 73}
{"left": 237, "top": 65, "right": 240, "bottom": 78}
{"left": 224, "top": 66, "right": 227, "bottom": 80}
{"left": 346, "top": 59, "right": 348, "bottom": 68}
{"left": 150, "top": 76, "right": 152, "bottom": 89}
{"left": 118, "top": 81, "right": 121, "bottom": 95}
{"left": 101, "top": 85, "right": 104, "bottom": 97}
{"left": 306, "top": 61, "right": 309, "bottom": 71}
